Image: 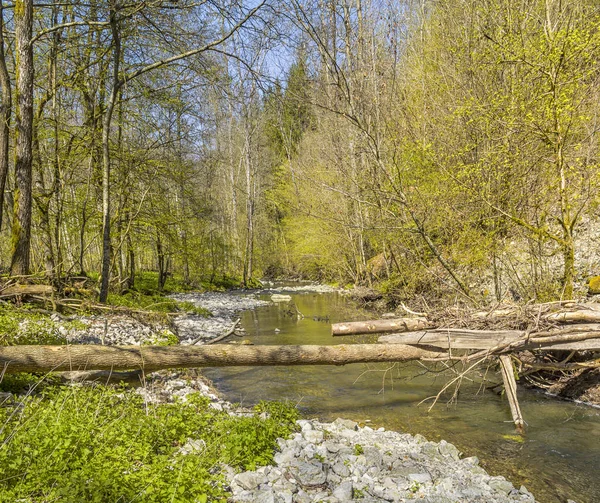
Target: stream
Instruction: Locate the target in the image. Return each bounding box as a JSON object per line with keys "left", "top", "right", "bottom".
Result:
{"left": 201, "top": 288, "right": 600, "bottom": 503}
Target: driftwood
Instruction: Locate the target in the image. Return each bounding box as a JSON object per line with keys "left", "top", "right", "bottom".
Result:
{"left": 334, "top": 301, "right": 600, "bottom": 431}
{"left": 499, "top": 355, "right": 525, "bottom": 433}
{"left": 378, "top": 327, "right": 600, "bottom": 351}
{"left": 0, "top": 343, "right": 444, "bottom": 374}
{"left": 545, "top": 310, "right": 600, "bottom": 324}
{"left": 470, "top": 302, "right": 600, "bottom": 321}
{"left": 332, "top": 317, "right": 430, "bottom": 336}
{"left": 203, "top": 318, "right": 241, "bottom": 345}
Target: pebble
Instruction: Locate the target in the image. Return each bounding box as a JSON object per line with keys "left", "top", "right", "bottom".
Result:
{"left": 226, "top": 418, "right": 540, "bottom": 503}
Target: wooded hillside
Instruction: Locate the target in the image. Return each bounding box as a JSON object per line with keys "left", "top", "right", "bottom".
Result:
{"left": 0, "top": 0, "right": 598, "bottom": 303}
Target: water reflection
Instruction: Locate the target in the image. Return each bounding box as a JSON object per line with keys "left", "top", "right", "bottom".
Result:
{"left": 203, "top": 291, "right": 600, "bottom": 503}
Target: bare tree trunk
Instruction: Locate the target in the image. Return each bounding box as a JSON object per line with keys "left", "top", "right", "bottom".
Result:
{"left": 126, "top": 226, "right": 135, "bottom": 289}
{"left": 11, "top": 0, "right": 34, "bottom": 276}
{"left": 157, "top": 232, "right": 167, "bottom": 291}
{"left": 243, "top": 122, "right": 255, "bottom": 285}
{"left": 0, "top": 343, "right": 442, "bottom": 374}
{"left": 99, "top": 2, "right": 121, "bottom": 302}
{"left": 0, "top": 3, "right": 11, "bottom": 233}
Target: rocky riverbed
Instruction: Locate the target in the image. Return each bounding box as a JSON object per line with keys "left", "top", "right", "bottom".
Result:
{"left": 130, "top": 369, "right": 538, "bottom": 503}
{"left": 48, "top": 289, "right": 547, "bottom": 502}
{"left": 229, "top": 418, "right": 536, "bottom": 503}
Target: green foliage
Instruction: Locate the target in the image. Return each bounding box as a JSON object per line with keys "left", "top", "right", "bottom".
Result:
{"left": 0, "top": 305, "right": 82, "bottom": 346}
{"left": 0, "top": 385, "right": 298, "bottom": 502}
{"left": 143, "top": 329, "right": 180, "bottom": 346}
{"left": 354, "top": 443, "right": 364, "bottom": 455}
{"left": 0, "top": 373, "right": 60, "bottom": 394}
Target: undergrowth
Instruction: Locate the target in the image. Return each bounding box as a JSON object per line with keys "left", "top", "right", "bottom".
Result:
{"left": 0, "top": 385, "right": 298, "bottom": 502}
{"left": 0, "top": 304, "right": 86, "bottom": 346}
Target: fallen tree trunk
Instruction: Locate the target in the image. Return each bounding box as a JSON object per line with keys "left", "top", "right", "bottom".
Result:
{"left": 0, "top": 343, "right": 444, "bottom": 374}
{"left": 379, "top": 329, "right": 521, "bottom": 349}
{"left": 379, "top": 327, "right": 600, "bottom": 351}
{"left": 0, "top": 284, "right": 54, "bottom": 298}
{"left": 332, "top": 318, "right": 430, "bottom": 336}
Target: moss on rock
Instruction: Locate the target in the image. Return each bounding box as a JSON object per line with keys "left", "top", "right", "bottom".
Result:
{"left": 588, "top": 276, "right": 600, "bottom": 295}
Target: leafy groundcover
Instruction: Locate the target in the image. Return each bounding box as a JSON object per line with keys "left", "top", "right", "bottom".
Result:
{"left": 0, "top": 384, "right": 298, "bottom": 502}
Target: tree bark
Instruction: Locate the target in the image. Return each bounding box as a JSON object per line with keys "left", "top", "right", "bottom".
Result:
{"left": 10, "top": 0, "right": 34, "bottom": 276}
{"left": 379, "top": 327, "right": 600, "bottom": 351}
{"left": 0, "top": 3, "right": 11, "bottom": 233}
{"left": 0, "top": 343, "right": 443, "bottom": 374}
{"left": 99, "top": 2, "right": 121, "bottom": 303}
{"left": 332, "top": 317, "right": 431, "bottom": 336}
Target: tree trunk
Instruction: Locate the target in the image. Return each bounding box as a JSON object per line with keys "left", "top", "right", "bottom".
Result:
{"left": 157, "top": 232, "right": 167, "bottom": 291}
{"left": 499, "top": 355, "right": 525, "bottom": 433}
{"left": 99, "top": 3, "right": 121, "bottom": 303}
{"left": 332, "top": 317, "right": 431, "bottom": 336}
{"left": 0, "top": 343, "right": 443, "bottom": 374}
{"left": 561, "top": 237, "right": 575, "bottom": 300}
{"left": 11, "top": 0, "right": 34, "bottom": 277}
{"left": 126, "top": 229, "right": 135, "bottom": 289}
{"left": 0, "top": 3, "right": 11, "bottom": 233}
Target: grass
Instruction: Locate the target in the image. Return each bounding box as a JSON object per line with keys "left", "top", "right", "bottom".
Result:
{"left": 0, "top": 384, "right": 299, "bottom": 502}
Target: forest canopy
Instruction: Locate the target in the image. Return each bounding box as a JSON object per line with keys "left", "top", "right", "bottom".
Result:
{"left": 0, "top": 0, "right": 598, "bottom": 304}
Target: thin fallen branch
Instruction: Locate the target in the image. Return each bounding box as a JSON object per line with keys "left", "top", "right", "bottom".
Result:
{"left": 200, "top": 318, "right": 241, "bottom": 346}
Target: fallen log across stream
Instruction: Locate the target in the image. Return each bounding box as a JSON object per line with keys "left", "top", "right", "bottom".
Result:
{"left": 378, "top": 326, "right": 600, "bottom": 351}
{"left": 333, "top": 303, "right": 600, "bottom": 432}
{"left": 0, "top": 343, "right": 444, "bottom": 374}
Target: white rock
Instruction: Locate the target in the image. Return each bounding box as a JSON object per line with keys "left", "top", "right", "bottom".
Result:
{"left": 332, "top": 481, "right": 353, "bottom": 501}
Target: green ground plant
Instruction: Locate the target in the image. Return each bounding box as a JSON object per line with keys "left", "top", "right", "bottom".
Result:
{"left": 0, "top": 305, "right": 87, "bottom": 346}
{"left": 0, "top": 385, "right": 298, "bottom": 502}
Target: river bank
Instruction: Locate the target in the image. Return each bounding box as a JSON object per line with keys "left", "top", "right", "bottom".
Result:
{"left": 3, "top": 286, "right": 591, "bottom": 502}
{"left": 164, "top": 290, "right": 537, "bottom": 502}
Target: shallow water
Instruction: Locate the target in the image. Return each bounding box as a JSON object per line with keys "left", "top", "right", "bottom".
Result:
{"left": 203, "top": 290, "right": 600, "bottom": 503}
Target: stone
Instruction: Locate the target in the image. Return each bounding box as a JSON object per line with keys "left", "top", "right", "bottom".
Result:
{"left": 333, "top": 418, "right": 358, "bottom": 431}
{"left": 462, "top": 456, "right": 480, "bottom": 466}
{"left": 303, "top": 429, "right": 324, "bottom": 444}
{"left": 274, "top": 450, "right": 296, "bottom": 465}
{"left": 291, "top": 460, "right": 327, "bottom": 486}
{"left": 438, "top": 440, "right": 460, "bottom": 461}
{"left": 332, "top": 481, "right": 353, "bottom": 501}
{"left": 324, "top": 441, "right": 341, "bottom": 453}
{"left": 234, "top": 471, "right": 267, "bottom": 491}
{"left": 254, "top": 489, "right": 276, "bottom": 503}
{"left": 276, "top": 489, "right": 293, "bottom": 503}
{"left": 488, "top": 477, "right": 514, "bottom": 494}
{"left": 588, "top": 276, "right": 600, "bottom": 295}
{"left": 363, "top": 446, "right": 383, "bottom": 469}
{"left": 332, "top": 461, "right": 351, "bottom": 477}
{"left": 293, "top": 489, "right": 312, "bottom": 503}
{"left": 409, "top": 473, "right": 432, "bottom": 484}
{"left": 519, "top": 485, "right": 533, "bottom": 497}
{"left": 298, "top": 420, "right": 313, "bottom": 431}
{"left": 234, "top": 490, "right": 257, "bottom": 502}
